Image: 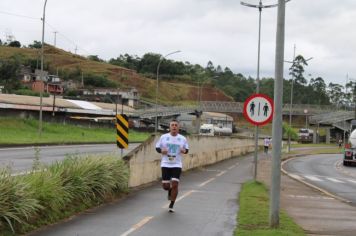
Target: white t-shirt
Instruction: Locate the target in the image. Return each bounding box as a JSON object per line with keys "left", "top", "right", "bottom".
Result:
{"left": 264, "top": 138, "right": 271, "bottom": 147}
{"left": 155, "top": 133, "right": 189, "bottom": 168}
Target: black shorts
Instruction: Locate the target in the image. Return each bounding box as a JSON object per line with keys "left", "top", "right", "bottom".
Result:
{"left": 161, "top": 167, "right": 182, "bottom": 183}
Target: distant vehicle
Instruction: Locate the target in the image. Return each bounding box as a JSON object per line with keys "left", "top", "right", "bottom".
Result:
{"left": 343, "top": 120, "right": 356, "bottom": 166}
{"left": 298, "top": 128, "right": 314, "bottom": 143}
{"left": 199, "top": 123, "right": 232, "bottom": 136}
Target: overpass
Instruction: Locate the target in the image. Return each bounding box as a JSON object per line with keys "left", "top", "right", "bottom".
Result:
{"left": 133, "top": 101, "right": 344, "bottom": 119}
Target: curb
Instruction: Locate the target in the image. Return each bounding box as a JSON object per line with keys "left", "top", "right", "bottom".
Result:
{"left": 281, "top": 155, "right": 352, "bottom": 204}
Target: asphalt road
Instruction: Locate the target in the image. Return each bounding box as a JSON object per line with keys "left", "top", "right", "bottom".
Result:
{"left": 0, "top": 143, "right": 140, "bottom": 173}
{"left": 283, "top": 153, "right": 356, "bottom": 204}
{"left": 29, "top": 154, "right": 254, "bottom": 236}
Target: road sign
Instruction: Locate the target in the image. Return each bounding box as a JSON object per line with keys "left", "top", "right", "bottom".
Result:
{"left": 243, "top": 93, "right": 274, "bottom": 126}
{"left": 116, "top": 114, "right": 129, "bottom": 149}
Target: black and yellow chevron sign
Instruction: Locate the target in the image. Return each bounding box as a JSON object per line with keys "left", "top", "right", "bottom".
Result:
{"left": 116, "top": 114, "right": 129, "bottom": 149}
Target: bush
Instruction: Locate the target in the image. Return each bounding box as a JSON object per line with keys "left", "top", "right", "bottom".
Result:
{"left": 0, "top": 169, "right": 42, "bottom": 233}
{"left": 0, "top": 154, "right": 129, "bottom": 234}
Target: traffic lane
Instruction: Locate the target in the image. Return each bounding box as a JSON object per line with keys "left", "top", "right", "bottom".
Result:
{"left": 283, "top": 154, "right": 356, "bottom": 204}
{"left": 0, "top": 143, "right": 140, "bottom": 172}
{"left": 30, "top": 154, "right": 253, "bottom": 236}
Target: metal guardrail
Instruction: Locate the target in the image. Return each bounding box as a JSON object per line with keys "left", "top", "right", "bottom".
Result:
{"left": 132, "top": 102, "right": 344, "bottom": 119}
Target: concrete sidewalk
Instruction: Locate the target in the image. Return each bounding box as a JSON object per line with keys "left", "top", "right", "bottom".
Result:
{"left": 257, "top": 155, "right": 356, "bottom": 236}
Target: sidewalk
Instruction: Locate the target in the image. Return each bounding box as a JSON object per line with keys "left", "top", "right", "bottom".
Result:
{"left": 257, "top": 155, "right": 356, "bottom": 236}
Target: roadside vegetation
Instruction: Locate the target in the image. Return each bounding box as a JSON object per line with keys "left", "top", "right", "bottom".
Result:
{"left": 235, "top": 181, "right": 305, "bottom": 236}
{"left": 0, "top": 117, "right": 150, "bottom": 145}
{"left": 0, "top": 153, "right": 129, "bottom": 235}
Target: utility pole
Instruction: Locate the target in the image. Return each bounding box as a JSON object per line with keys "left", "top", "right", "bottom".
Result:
{"left": 75, "top": 45, "right": 78, "bottom": 54}
{"left": 288, "top": 44, "right": 296, "bottom": 153}
{"left": 53, "top": 31, "right": 57, "bottom": 47}
{"left": 39, "top": 0, "right": 48, "bottom": 136}
{"left": 270, "top": 0, "right": 286, "bottom": 228}
{"left": 241, "top": 0, "right": 281, "bottom": 181}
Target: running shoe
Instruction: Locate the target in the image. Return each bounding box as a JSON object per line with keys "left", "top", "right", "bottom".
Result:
{"left": 168, "top": 207, "right": 174, "bottom": 213}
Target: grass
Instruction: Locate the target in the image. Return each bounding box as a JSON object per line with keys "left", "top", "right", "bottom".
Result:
{"left": 0, "top": 154, "right": 129, "bottom": 234}
{"left": 0, "top": 117, "right": 150, "bottom": 145}
{"left": 235, "top": 181, "right": 305, "bottom": 236}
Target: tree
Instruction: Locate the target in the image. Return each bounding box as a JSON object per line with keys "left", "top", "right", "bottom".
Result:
{"left": 289, "top": 55, "right": 309, "bottom": 85}
{"left": 8, "top": 40, "right": 21, "bottom": 48}
{"left": 0, "top": 58, "right": 21, "bottom": 93}
{"left": 327, "top": 82, "right": 344, "bottom": 106}
{"left": 28, "top": 40, "right": 42, "bottom": 49}
{"left": 87, "top": 55, "right": 104, "bottom": 62}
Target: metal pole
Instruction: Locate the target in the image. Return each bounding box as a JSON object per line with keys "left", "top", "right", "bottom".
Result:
{"left": 253, "top": 2, "right": 262, "bottom": 181}
{"left": 270, "top": 0, "right": 286, "bottom": 228}
{"left": 155, "top": 50, "right": 181, "bottom": 134}
{"left": 116, "top": 92, "right": 118, "bottom": 117}
{"left": 241, "top": 0, "right": 282, "bottom": 181}
{"left": 288, "top": 44, "right": 296, "bottom": 153}
{"left": 39, "top": 0, "right": 48, "bottom": 136}
{"left": 52, "top": 93, "right": 55, "bottom": 116}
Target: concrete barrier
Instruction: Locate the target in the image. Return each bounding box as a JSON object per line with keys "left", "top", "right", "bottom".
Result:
{"left": 124, "top": 135, "right": 258, "bottom": 187}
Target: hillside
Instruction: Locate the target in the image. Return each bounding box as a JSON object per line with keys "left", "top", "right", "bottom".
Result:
{"left": 0, "top": 45, "right": 233, "bottom": 105}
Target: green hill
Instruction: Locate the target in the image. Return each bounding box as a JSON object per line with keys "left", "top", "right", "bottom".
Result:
{"left": 0, "top": 45, "right": 232, "bottom": 105}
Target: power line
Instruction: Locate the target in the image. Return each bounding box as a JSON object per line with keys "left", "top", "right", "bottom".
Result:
{"left": 0, "top": 10, "right": 39, "bottom": 20}
{"left": 0, "top": 10, "right": 94, "bottom": 57}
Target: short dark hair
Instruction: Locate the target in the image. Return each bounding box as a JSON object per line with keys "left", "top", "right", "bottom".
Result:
{"left": 170, "top": 119, "right": 179, "bottom": 124}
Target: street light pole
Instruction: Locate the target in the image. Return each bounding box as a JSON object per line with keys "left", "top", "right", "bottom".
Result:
{"left": 286, "top": 49, "right": 313, "bottom": 152}
{"left": 155, "top": 50, "right": 181, "bottom": 134}
{"left": 270, "top": 0, "right": 286, "bottom": 228}
{"left": 288, "top": 44, "right": 296, "bottom": 152}
{"left": 39, "top": 0, "right": 48, "bottom": 136}
{"left": 241, "top": 0, "right": 281, "bottom": 181}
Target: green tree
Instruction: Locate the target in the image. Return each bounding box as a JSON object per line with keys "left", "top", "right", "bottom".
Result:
{"left": 327, "top": 82, "right": 344, "bottom": 106}
{"left": 28, "top": 40, "right": 42, "bottom": 49}
{"left": 289, "top": 55, "right": 309, "bottom": 85}
{"left": 87, "top": 55, "right": 104, "bottom": 62}
{"left": 0, "top": 58, "right": 21, "bottom": 93}
{"left": 8, "top": 40, "right": 21, "bottom": 48}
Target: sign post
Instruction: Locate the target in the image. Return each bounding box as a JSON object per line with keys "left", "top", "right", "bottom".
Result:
{"left": 243, "top": 93, "right": 274, "bottom": 180}
{"left": 116, "top": 114, "right": 129, "bottom": 157}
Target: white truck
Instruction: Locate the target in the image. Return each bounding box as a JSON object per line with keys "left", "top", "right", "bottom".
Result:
{"left": 199, "top": 124, "right": 232, "bottom": 136}
{"left": 298, "top": 128, "right": 314, "bottom": 143}
{"left": 344, "top": 123, "right": 356, "bottom": 166}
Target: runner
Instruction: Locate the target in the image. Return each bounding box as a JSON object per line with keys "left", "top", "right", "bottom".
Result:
{"left": 264, "top": 137, "right": 271, "bottom": 154}
{"left": 155, "top": 119, "right": 189, "bottom": 212}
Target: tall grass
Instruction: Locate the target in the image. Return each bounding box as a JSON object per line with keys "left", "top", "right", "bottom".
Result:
{"left": 0, "top": 154, "right": 129, "bottom": 234}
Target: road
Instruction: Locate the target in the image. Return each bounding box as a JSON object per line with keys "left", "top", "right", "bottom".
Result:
{"left": 29, "top": 154, "right": 253, "bottom": 236}
{"left": 283, "top": 153, "right": 356, "bottom": 205}
{"left": 0, "top": 143, "right": 140, "bottom": 173}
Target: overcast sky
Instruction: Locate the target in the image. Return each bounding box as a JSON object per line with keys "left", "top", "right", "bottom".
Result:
{"left": 0, "top": 0, "right": 355, "bottom": 86}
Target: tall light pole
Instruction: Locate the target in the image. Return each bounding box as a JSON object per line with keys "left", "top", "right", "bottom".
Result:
{"left": 270, "top": 0, "right": 286, "bottom": 228}
{"left": 39, "top": 0, "right": 48, "bottom": 136}
{"left": 155, "top": 50, "right": 181, "bottom": 134}
{"left": 241, "top": 0, "right": 281, "bottom": 181}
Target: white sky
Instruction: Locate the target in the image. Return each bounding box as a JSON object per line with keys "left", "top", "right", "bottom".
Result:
{"left": 0, "top": 0, "right": 355, "bottom": 86}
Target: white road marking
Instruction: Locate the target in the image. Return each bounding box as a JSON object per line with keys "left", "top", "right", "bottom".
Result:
{"left": 326, "top": 177, "right": 344, "bottom": 183}
{"left": 287, "top": 194, "right": 334, "bottom": 200}
{"left": 216, "top": 170, "right": 227, "bottom": 177}
{"left": 198, "top": 178, "right": 215, "bottom": 187}
{"left": 304, "top": 175, "right": 322, "bottom": 181}
{"left": 162, "top": 190, "right": 195, "bottom": 208}
{"left": 228, "top": 163, "right": 239, "bottom": 170}
{"left": 289, "top": 174, "right": 304, "bottom": 180}
{"left": 120, "top": 216, "right": 153, "bottom": 236}
{"left": 347, "top": 179, "right": 356, "bottom": 184}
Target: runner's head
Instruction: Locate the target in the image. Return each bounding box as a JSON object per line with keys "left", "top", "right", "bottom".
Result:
{"left": 169, "top": 119, "right": 179, "bottom": 136}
